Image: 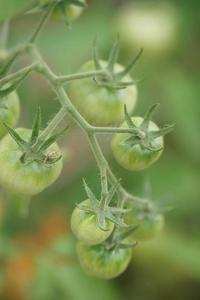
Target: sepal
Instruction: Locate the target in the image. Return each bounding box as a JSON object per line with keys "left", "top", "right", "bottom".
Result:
{"left": 0, "top": 51, "right": 19, "bottom": 81}
{"left": 92, "top": 36, "right": 143, "bottom": 90}
{"left": 121, "top": 104, "right": 176, "bottom": 153}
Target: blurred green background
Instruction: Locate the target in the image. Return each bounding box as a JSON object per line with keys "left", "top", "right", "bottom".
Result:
{"left": 0, "top": 0, "right": 200, "bottom": 299}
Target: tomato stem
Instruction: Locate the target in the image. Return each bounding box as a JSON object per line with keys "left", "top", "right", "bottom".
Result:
{"left": 29, "top": 1, "right": 57, "bottom": 44}
{"left": 56, "top": 69, "right": 110, "bottom": 84}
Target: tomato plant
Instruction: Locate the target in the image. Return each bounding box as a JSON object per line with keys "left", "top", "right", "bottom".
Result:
{"left": 0, "top": 0, "right": 176, "bottom": 281}
{"left": 77, "top": 241, "right": 132, "bottom": 279}
{"left": 0, "top": 128, "right": 63, "bottom": 196}
{"left": 71, "top": 199, "right": 114, "bottom": 245}
{"left": 0, "top": 90, "right": 20, "bottom": 139}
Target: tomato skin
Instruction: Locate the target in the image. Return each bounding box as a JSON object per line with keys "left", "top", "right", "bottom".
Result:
{"left": 125, "top": 210, "right": 164, "bottom": 241}
{"left": 71, "top": 199, "right": 114, "bottom": 245}
{"left": 0, "top": 91, "right": 20, "bottom": 139}
{"left": 111, "top": 117, "right": 163, "bottom": 171}
{"left": 0, "top": 128, "right": 63, "bottom": 196}
{"left": 68, "top": 60, "right": 137, "bottom": 126}
{"left": 40, "top": 0, "right": 85, "bottom": 22}
{"left": 77, "top": 241, "right": 132, "bottom": 279}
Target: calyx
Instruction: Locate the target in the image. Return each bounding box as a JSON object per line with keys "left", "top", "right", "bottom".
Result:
{"left": 121, "top": 103, "right": 176, "bottom": 152}
{"left": 4, "top": 107, "right": 69, "bottom": 166}
{"left": 92, "top": 36, "right": 144, "bottom": 90}
{"left": 76, "top": 180, "right": 131, "bottom": 230}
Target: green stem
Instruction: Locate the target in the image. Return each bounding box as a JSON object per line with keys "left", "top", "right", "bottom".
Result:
{"left": 0, "top": 63, "right": 39, "bottom": 86}
{"left": 56, "top": 69, "right": 110, "bottom": 84}
{"left": 90, "top": 126, "right": 140, "bottom": 135}
{"left": 87, "top": 134, "right": 108, "bottom": 208}
{"left": 29, "top": 2, "right": 57, "bottom": 44}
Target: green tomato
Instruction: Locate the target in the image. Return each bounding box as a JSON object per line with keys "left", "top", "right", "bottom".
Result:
{"left": 77, "top": 241, "right": 132, "bottom": 279}
{"left": 125, "top": 209, "right": 164, "bottom": 242}
{"left": 111, "top": 117, "right": 163, "bottom": 171}
{"left": 0, "top": 128, "right": 63, "bottom": 196}
{"left": 0, "top": 91, "right": 20, "bottom": 139}
{"left": 40, "top": 0, "right": 85, "bottom": 22}
{"left": 71, "top": 199, "right": 114, "bottom": 245}
{"left": 68, "top": 60, "right": 137, "bottom": 126}
{"left": 115, "top": 2, "right": 177, "bottom": 56}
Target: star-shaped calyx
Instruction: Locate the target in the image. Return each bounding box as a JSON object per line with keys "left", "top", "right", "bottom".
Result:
{"left": 76, "top": 179, "right": 131, "bottom": 231}
{"left": 92, "top": 35, "right": 144, "bottom": 90}
{"left": 129, "top": 179, "right": 177, "bottom": 221}
{"left": 4, "top": 107, "right": 69, "bottom": 166}
{"left": 121, "top": 103, "right": 176, "bottom": 152}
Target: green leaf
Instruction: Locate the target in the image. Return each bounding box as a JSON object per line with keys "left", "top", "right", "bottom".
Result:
{"left": 0, "top": 51, "right": 19, "bottom": 80}
{"left": 83, "top": 179, "right": 98, "bottom": 206}
{"left": 4, "top": 123, "right": 27, "bottom": 149}
{"left": 39, "top": 124, "right": 69, "bottom": 152}
{"left": 0, "top": 69, "right": 30, "bottom": 99}
{"left": 30, "top": 107, "right": 41, "bottom": 146}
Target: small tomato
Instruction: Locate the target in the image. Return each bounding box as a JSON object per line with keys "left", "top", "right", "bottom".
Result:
{"left": 0, "top": 128, "right": 63, "bottom": 196}
{"left": 71, "top": 199, "right": 114, "bottom": 245}
{"left": 68, "top": 60, "right": 137, "bottom": 126}
{"left": 77, "top": 241, "right": 132, "bottom": 279}
{"left": 0, "top": 90, "right": 20, "bottom": 139}
{"left": 111, "top": 117, "right": 163, "bottom": 171}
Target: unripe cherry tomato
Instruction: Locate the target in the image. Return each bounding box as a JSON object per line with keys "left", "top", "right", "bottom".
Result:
{"left": 71, "top": 199, "right": 114, "bottom": 245}
{"left": 77, "top": 241, "right": 132, "bottom": 279}
{"left": 111, "top": 117, "right": 163, "bottom": 171}
{"left": 0, "top": 128, "right": 63, "bottom": 196}
{"left": 125, "top": 209, "right": 164, "bottom": 241}
{"left": 68, "top": 60, "right": 137, "bottom": 126}
{"left": 0, "top": 90, "right": 20, "bottom": 139}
